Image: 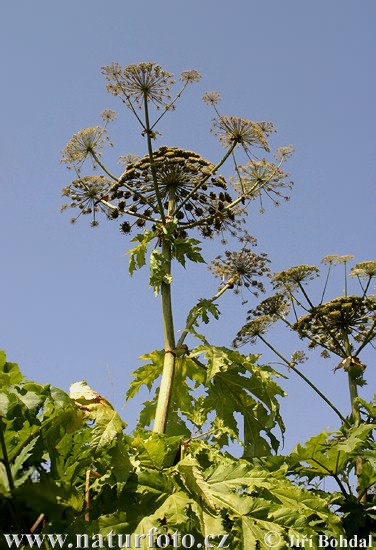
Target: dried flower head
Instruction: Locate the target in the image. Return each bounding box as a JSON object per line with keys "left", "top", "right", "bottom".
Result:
{"left": 61, "top": 127, "right": 112, "bottom": 169}
{"left": 233, "top": 315, "right": 273, "bottom": 347}
{"left": 61, "top": 175, "right": 112, "bottom": 225}
{"left": 180, "top": 70, "right": 202, "bottom": 83}
{"left": 209, "top": 237, "right": 270, "bottom": 296}
{"left": 102, "top": 62, "right": 175, "bottom": 109}
{"left": 211, "top": 116, "right": 273, "bottom": 151}
{"left": 202, "top": 91, "right": 221, "bottom": 105}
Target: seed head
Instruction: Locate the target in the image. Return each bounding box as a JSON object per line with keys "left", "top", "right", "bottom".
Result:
{"left": 209, "top": 236, "right": 270, "bottom": 296}
{"left": 234, "top": 159, "right": 292, "bottom": 206}
{"left": 61, "top": 175, "right": 112, "bottom": 225}
{"left": 321, "top": 254, "right": 354, "bottom": 266}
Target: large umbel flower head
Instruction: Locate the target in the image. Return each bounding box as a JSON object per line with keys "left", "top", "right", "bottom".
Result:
{"left": 110, "top": 146, "right": 242, "bottom": 238}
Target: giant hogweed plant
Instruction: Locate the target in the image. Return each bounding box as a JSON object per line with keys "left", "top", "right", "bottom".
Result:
{"left": 60, "top": 61, "right": 294, "bottom": 445}
{"left": 0, "top": 62, "right": 368, "bottom": 545}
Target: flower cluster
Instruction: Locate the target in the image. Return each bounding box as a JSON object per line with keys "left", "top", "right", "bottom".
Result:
{"left": 100, "top": 109, "right": 117, "bottom": 124}
{"left": 272, "top": 265, "right": 320, "bottom": 291}
{"left": 202, "top": 91, "right": 221, "bottom": 105}
{"left": 211, "top": 116, "right": 274, "bottom": 151}
{"left": 234, "top": 159, "right": 292, "bottom": 208}
{"left": 180, "top": 70, "right": 202, "bottom": 83}
{"left": 274, "top": 145, "right": 294, "bottom": 160}
{"left": 109, "top": 146, "right": 241, "bottom": 237}
{"left": 209, "top": 236, "right": 270, "bottom": 298}
{"left": 233, "top": 315, "right": 273, "bottom": 347}
{"left": 294, "top": 295, "right": 376, "bottom": 357}
{"left": 321, "top": 254, "right": 355, "bottom": 266}
{"left": 61, "top": 127, "right": 112, "bottom": 171}
{"left": 61, "top": 175, "right": 112, "bottom": 225}
{"left": 246, "top": 293, "right": 291, "bottom": 321}
{"left": 350, "top": 260, "right": 376, "bottom": 280}
{"left": 102, "top": 62, "right": 175, "bottom": 109}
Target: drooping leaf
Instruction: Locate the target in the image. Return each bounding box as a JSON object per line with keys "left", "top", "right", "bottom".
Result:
{"left": 70, "top": 381, "right": 126, "bottom": 451}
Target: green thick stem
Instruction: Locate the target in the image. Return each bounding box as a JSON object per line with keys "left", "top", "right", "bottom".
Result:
{"left": 347, "top": 371, "right": 360, "bottom": 426}
{"left": 347, "top": 370, "right": 367, "bottom": 504}
{"left": 153, "top": 192, "right": 176, "bottom": 434}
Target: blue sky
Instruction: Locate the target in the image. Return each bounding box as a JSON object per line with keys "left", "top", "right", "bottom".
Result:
{"left": 1, "top": 1, "right": 375, "bottom": 454}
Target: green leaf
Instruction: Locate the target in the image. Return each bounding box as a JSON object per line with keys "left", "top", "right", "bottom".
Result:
{"left": 126, "top": 350, "right": 164, "bottom": 401}
{"left": 127, "top": 230, "right": 155, "bottom": 276}
{"left": 92, "top": 411, "right": 125, "bottom": 451}
{"left": 289, "top": 424, "right": 375, "bottom": 482}
{"left": 187, "top": 299, "right": 221, "bottom": 326}
{"left": 0, "top": 394, "right": 9, "bottom": 417}
{"left": 172, "top": 238, "right": 205, "bottom": 268}
{"left": 132, "top": 433, "right": 181, "bottom": 469}
{"left": 11, "top": 438, "right": 39, "bottom": 487}
{"left": 149, "top": 249, "right": 172, "bottom": 294}
{"left": 69, "top": 381, "right": 125, "bottom": 451}
{"left": 0, "top": 356, "right": 23, "bottom": 387}
{"left": 176, "top": 456, "right": 217, "bottom": 511}
{"left": 190, "top": 345, "right": 285, "bottom": 455}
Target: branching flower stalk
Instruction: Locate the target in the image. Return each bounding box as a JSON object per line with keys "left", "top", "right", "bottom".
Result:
{"left": 233, "top": 319, "right": 350, "bottom": 427}
{"left": 237, "top": 258, "right": 375, "bottom": 502}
